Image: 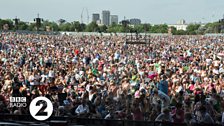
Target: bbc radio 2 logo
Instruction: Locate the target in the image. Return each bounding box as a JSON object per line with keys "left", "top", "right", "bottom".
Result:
{"left": 10, "top": 96, "right": 53, "bottom": 121}
{"left": 9, "top": 97, "right": 27, "bottom": 107}
{"left": 29, "top": 97, "right": 53, "bottom": 121}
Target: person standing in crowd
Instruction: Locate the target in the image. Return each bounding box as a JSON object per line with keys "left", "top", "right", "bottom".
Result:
{"left": 158, "top": 75, "right": 168, "bottom": 95}
{"left": 155, "top": 107, "right": 173, "bottom": 122}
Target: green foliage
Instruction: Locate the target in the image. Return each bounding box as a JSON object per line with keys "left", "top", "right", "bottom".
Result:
{"left": 0, "top": 19, "right": 14, "bottom": 30}
{"left": 170, "top": 26, "right": 177, "bottom": 34}
{"left": 133, "top": 25, "right": 144, "bottom": 33}
{"left": 143, "top": 24, "right": 152, "bottom": 32}
{"left": 99, "top": 25, "right": 108, "bottom": 33}
{"left": 59, "top": 22, "right": 72, "bottom": 31}
{"left": 1, "top": 17, "right": 224, "bottom": 34}
{"left": 85, "top": 21, "right": 99, "bottom": 32}
{"left": 42, "top": 20, "right": 59, "bottom": 31}
{"left": 170, "top": 26, "right": 187, "bottom": 35}
{"left": 80, "top": 23, "right": 86, "bottom": 32}
{"left": 175, "top": 30, "right": 187, "bottom": 35}
{"left": 203, "top": 22, "right": 221, "bottom": 33}
{"left": 107, "top": 24, "right": 123, "bottom": 33}
{"left": 58, "top": 19, "right": 66, "bottom": 25}
{"left": 17, "top": 21, "right": 29, "bottom": 30}
{"left": 186, "top": 24, "right": 200, "bottom": 35}
{"left": 150, "top": 24, "right": 168, "bottom": 33}
{"left": 72, "top": 21, "right": 81, "bottom": 32}
{"left": 28, "top": 23, "right": 36, "bottom": 31}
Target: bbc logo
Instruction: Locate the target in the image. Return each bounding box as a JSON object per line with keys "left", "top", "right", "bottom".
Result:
{"left": 10, "top": 97, "right": 26, "bottom": 102}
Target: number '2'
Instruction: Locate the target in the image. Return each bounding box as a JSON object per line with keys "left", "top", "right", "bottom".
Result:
{"left": 35, "top": 100, "right": 48, "bottom": 116}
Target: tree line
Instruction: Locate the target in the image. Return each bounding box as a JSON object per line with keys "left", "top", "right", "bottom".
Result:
{"left": 0, "top": 18, "right": 224, "bottom": 35}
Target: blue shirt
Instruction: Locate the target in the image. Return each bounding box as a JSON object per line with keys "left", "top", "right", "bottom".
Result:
{"left": 158, "top": 80, "right": 168, "bottom": 95}
{"left": 114, "top": 53, "right": 120, "bottom": 59}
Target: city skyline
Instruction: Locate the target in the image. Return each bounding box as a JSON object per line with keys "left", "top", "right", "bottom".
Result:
{"left": 0, "top": 0, "right": 224, "bottom": 24}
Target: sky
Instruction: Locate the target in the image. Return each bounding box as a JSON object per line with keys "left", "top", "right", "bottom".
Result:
{"left": 0, "top": 0, "right": 224, "bottom": 24}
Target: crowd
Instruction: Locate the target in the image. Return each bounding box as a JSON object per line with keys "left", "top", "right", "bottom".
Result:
{"left": 0, "top": 32, "right": 224, "bottom": 125}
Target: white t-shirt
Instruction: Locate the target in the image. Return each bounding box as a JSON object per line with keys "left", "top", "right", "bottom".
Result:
{"left": 213, "top": 60, "right": 220, "bottom": 67}
{"left": 29, "top": 75, "right": 35, "bottom": 85}
{"left": 41, "top": 75, "right": 47, "bottom": 83}
{"left": 92, "top": 58, "right": 98, "bottom": 64}
{"left": 79, "top": 71, "right": 84, "bottom": 77}
{"left": 219, "top": 67, "right": 224, "bottom": 73}
{"left": 176, "top": 86, "right": 183, "bottom": 93}
{"left": 206, "top": 59, "right": 212, "bottom": 65}
{"left": 213, "top": 69, "right": 219, "bottom": 75}
{"left": 48, "top": 70, "right": 55, "bottom": 78}
{"left": 80, "top": 47, "right": 84, "bottom": 52}
{"left": 75, "top": 74, "right": 80, "bottom": 80}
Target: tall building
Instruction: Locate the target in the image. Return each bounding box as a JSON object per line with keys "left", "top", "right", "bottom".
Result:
{"left": 102, "top": 10, "right": 110, "bottom": 26}
{"left": 177, "top": 19, "right": 186, "bottom": 24}
{"left": 129, "top": 18, "right": 141, "bottom": 25}
{"left": 110, "top": 15, "right": 118, "bottom": 25}
{"left": 92, "top": 13, "right": 100, "bottom": 22}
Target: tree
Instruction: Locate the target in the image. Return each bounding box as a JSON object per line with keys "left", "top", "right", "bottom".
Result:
{"left": 108, "top": 23, "right": 121, "bottom": 33}
{"left": 58, "top": 19, "right": 66, "bottom": 25}
{"left": 175, "top": 30, "right": 187, "bottom": 35}
{"left": 99, "top": 25, "right": 107, "bottom": 33}
{"left": 133, "top": 24, "right": 144, "bottom": 33}
{"left": 72, "top": 21, "right": 81, "bottom": 32}
{"left": 28, "top": 23, "right": 36, "bottom": 31}
{"left": 197, "top": 26, "right": 206, "bottom": 35}
{"left": 170, "top": 26, "right": 177, "bottom": 35}
{"left": 86, "top": 21, "right": 99, "bottom": 32}
{"left": 203, "top": 22, "right": 221, "bottom": 33}
{"left": 150, "top": 24, "right": 168, "bottom": 33}
{"left": 0, "top": 19, "right": 14, "bottom": 30}
{"left": 17, "top": 21, "right": 29, "bottom": 30}
{"left": 50, "top": 22, "right": 59, "bottom": 31}
{"left": 186, "top": 24, "right": 201, "bottom": 35}
{"left": 59, "top": 22, "right": 72, "bottom": 31}
{"left": 143, "top": 23, "right": 152, "bottom": 32}
{"left": 42, "top": 20, "right": 59, "bottom": 31}
{"left": 80, "top": 23, "right": 86, "bottom": 32}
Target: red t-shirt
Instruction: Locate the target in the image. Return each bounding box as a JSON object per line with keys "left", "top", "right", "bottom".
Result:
{"left": 189, "top": 84, "right": 194, "bottom": 91}
{"left": 74, "top": 49, "right": 79, "bottom": 55}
